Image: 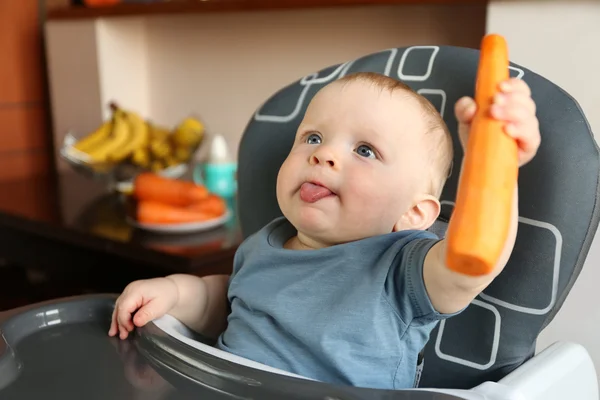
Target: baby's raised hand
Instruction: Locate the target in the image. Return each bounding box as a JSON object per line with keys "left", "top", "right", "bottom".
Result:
{"left": 455, "top": 78, "right": 541, "bottom": 167}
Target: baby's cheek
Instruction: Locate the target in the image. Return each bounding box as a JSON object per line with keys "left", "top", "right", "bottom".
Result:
{"left": 361, "top": 173, "right": 408, "bottom": 212}
{"left": 343, "top": 182, "right": 399, "bottom": 235}
{"left": 279, "top": 155, "right": 301, "bottom": 184}
{"left": 276, "top": 158, "right": 299, "bottom": 205}
{"left": 346, "top": 176, "right": 389, "bottom": 208}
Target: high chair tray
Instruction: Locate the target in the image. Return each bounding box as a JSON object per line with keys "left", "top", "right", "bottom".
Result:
{"left": 0, "top": 295, "right": 470, "bottom": 400}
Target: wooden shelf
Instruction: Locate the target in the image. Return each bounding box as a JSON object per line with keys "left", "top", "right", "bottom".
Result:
{"left": 47, "top": 0, "right": 484, "bottom": 20}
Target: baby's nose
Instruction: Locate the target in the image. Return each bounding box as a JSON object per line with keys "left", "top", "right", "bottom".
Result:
{"left": 310, "top": 149, "right": 337, "bottom": 168}
{"left": 311, "top": 155, "right": 335, "bottom": 167}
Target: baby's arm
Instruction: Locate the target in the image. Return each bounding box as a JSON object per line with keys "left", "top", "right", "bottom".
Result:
{"left": 167, "top": 274, "right": 230, "bottom": 339}
{"left": 110, "top": 274, "right": 229, "bottom": 340}
{"left": 424, "top": 189, "right": 518, "bottom": 313}
{"left": 423, "top": 78, "right": 540, "bottom": 314}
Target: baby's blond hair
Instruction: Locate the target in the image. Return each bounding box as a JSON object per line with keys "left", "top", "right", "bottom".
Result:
{"left": 335, "top": 72, "right": 454, "bottom": 198}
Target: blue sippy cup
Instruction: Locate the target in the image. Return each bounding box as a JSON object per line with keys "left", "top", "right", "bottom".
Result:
{"left": 193, "top": 134, "right": 237, "bottom": 198}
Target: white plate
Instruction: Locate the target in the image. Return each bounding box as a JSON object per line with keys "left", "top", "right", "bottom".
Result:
{"left": 128, "top": 210, "right": 231, "bottom": 234}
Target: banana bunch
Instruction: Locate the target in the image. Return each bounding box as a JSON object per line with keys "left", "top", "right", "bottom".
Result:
{"left": 68, "top": 103, "right": 205, "bottom": 173}
{"left": 71, "top": 104, "right": 149, "bottom": 164}
{"left": 130, "top": 117, "right": 204, "bottom": 172}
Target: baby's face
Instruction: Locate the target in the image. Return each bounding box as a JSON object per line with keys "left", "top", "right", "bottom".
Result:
{"left": 276, "top": 79, "right": 433, "bottom": 246}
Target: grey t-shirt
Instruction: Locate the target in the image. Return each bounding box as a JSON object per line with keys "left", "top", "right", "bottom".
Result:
{"left": 217, "top": 217, "right": 459, "bottom": 389}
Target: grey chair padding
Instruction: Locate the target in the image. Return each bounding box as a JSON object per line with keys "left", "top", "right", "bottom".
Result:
{"left": 236, "top": 45, "right": 600, "bottom": 389}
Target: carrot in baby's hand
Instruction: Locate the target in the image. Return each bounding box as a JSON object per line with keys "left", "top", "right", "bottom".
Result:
{"left": 133, "top": 173, "right": 208, "bottom": 207}
{"left": 187, "top": 194, "right": 227, "bottom": 217}
{"left": 445, "top": 34, "right": 519, "bottom": 276}
{"left": 137, "top": 200, "right": 214, "bottom": 224}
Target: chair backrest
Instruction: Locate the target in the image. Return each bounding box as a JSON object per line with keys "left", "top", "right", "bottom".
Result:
{"left": 236, "top": 44, "right": 600, "bottom": 389}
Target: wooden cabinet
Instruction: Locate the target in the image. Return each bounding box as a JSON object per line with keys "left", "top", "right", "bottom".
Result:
{"left": 0, "top": 1, "right": 51, "bottom": 181}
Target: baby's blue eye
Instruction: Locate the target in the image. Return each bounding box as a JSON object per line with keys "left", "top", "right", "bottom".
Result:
{"left": 306, "top": 133, "right": 321, "bottom": 145}
{"left": 356, "top": 144, "right": 376, "bottom": 159}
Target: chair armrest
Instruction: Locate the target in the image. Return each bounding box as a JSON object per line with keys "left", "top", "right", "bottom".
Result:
{"left": 498, "top": 341, "right": 598, "bottom": 400}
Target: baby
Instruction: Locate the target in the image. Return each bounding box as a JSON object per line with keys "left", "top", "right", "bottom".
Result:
{"left": 109, "top": 71, "right": 540, "bottom": 390}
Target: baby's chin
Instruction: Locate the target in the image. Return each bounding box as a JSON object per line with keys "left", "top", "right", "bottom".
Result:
{"left": 288, "top": 212, "right": 376, "bottom": 247}
{"left": 283, "top": 208, "right": 333, "bottom": 239}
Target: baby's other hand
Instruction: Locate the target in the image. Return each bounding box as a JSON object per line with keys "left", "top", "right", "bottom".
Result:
{"left": 108, "top": 277, "right": 179, "bottom": 340}
{"left": 455, "top": 78, "right": 541, "bottom": 167}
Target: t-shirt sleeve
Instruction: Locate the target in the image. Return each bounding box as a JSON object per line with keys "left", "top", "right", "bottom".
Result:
{"left": 231, "top": 229, "right": 261, "bottom": 278}
{"left": 384, "top": 232, "right": 463, "bottom": 324}
{"left": 227, "top": 237, "right": 247, "bottom": 304}
{"left": 231, "top": 246, "right": 245, "bottom": 277}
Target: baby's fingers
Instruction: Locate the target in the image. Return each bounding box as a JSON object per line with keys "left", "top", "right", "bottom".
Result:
{"left": 108, "top": 314, "right": 130, "bottom": 340}
{"left": 506, "top": 118, "right": 541, "bottom": 160}
{"left": 499, "top": 78, "right": 531, "bottom": 96}
{"left": 455, "top": 96, "right": 477, "bottom": 124}
{"left": 115, "top": 295, "right": 143, "bottom": 339}
{"left": 108, "top": 300, "right": 131, "bottom": 339}
{"left": 490, "top": 92, "right": 536, "bottom": 123}
{"left": 108, "top": 307, "right": 119, "bottom": 337}
{"left": 132, "top": 298, "right": 170, "bottom": 327}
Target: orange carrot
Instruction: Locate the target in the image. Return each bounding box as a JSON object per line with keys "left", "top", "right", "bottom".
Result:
{"left": 187, "top": 194, "right": 227, "bottom": 217}
{"left": 445, "top": 34, "right": 518, "bottom": 276}
{"left": 133, "top": 173, "right": 208, "bottom": 207}
{"left": 137, "top": 200, "right": 214, "bottom": 224}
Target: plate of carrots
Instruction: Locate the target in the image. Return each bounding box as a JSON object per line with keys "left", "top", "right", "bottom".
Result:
{"left": 129, "top": 172, "right": 231, "bottom": 234}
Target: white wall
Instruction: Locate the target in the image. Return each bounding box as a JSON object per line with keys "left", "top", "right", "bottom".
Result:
{"left": 45, "top": 17, "right": 151, "bottom": 170}
{"left": 488, "top": 0, "right": 600, "bottom": 380}
{"left": 143, "top": 5, "right": 486, "bottom": 159}
{"left": 45, "top": 4, "right": 486, "bottom": 170}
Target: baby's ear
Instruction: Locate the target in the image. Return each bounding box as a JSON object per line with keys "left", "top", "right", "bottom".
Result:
{"left": 394, "top": 195, "right": 440, "bottom": 232}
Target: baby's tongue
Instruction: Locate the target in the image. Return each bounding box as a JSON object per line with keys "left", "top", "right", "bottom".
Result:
{"left": 300, "top": 182, "right": 333, "bottom": 203}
